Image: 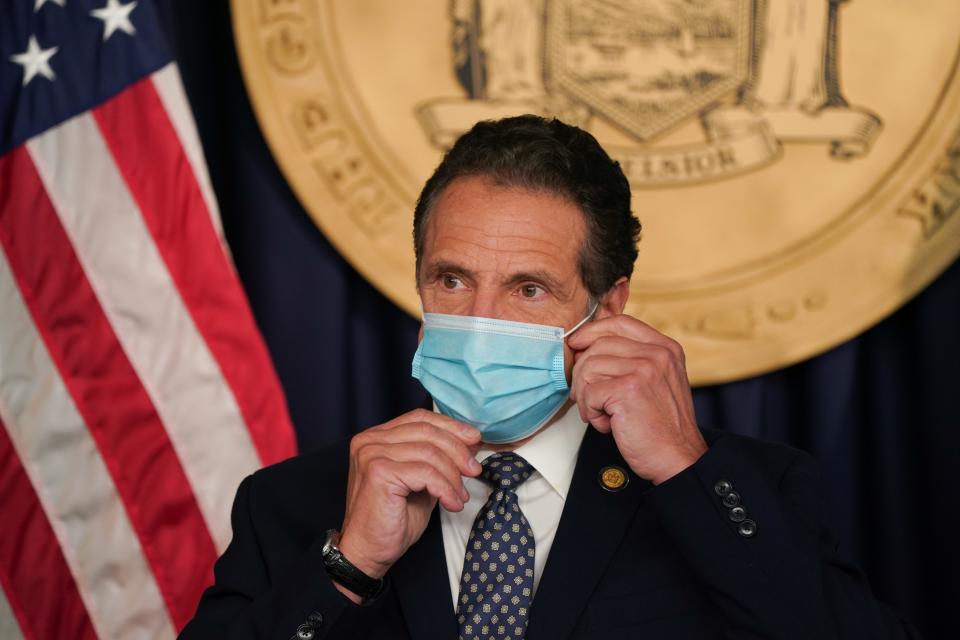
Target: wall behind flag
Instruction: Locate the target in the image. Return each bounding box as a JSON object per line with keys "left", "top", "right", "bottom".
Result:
{"left": 156, "top": 2, "right": 959, "bottom": 638}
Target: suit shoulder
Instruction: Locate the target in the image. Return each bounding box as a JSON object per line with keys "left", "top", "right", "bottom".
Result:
{"left": 247, "top": 437, "right": 351, "bottom": 496}
{"left": 234, "top": 438, "right": 352, "bottom": 547}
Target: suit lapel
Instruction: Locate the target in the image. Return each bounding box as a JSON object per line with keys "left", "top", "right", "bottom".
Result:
{"left": 526, "top": 427, "right": 650, "bottom": 640}
{"left": 389, "top": 506, "right": 456, "bottom": 640}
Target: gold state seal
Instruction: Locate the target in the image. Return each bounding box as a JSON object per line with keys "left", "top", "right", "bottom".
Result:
{"left": 232, "top": 0, "right": 960, "bottom": 385}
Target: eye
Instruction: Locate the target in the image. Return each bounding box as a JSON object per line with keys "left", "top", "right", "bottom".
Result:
{"left": 519, "top": 284, "right": 545, "bottom": 299}
{"left": 441, "top": 274, "right": 463, "bottom": 290}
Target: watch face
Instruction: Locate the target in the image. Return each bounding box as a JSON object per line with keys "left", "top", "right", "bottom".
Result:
{"left": 322, "top": 529, "right": 339, "bottom": 558}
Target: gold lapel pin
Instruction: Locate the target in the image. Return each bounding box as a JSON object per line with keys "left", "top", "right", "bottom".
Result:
{"left": 599, "top": 465, "right": 629, "bottom": 492}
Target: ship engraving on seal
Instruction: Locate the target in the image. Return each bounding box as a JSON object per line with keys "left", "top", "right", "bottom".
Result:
{"left": 417, "top": 0, "right": 883, "bottom": 187}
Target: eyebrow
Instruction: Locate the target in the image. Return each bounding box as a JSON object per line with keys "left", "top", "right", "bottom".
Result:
{"left": 503, "top": 270, "right": 564, "bottom": 292}
{"left": 421, "top": 260, "right": 472, "bottom": 282}
{"left": 422, "top": 260, "right": 565, "bottom": 292}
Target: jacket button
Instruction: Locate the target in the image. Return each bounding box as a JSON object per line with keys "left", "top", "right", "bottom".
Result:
{"left": 721, "top": 491, "right": 740, "bottom": 508}
{"left": 728, "top": 506, "right": 747, "bottom": 522}
{"left": 296, "top": 624, "right": 315, "bottom": 640}
{"left": 307, "top": 612, "right": 323, "bottom": 626}
{"left": 738, "top": 519, "right": 757, "bottom": 538}
{"left": 714, "top": 479, "right": 733, "bottom": 496}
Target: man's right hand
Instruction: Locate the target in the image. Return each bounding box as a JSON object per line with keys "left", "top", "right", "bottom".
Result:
{"left": 335, "top": 409, "right": 481, "bottom": 602}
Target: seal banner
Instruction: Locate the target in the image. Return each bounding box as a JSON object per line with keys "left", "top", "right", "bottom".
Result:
{"left": 232, "top": 0, "right": 960, "bottom": 385}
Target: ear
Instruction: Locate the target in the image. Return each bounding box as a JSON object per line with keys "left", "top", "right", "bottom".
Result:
{"left": 596, "top": 277, "right": 630, "bottom": 319}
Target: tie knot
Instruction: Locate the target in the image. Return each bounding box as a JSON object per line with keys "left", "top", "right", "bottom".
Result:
{"left": 480, "top": 452, "right": 534, "bottom": 490}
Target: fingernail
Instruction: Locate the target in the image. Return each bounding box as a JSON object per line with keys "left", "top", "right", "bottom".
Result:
{"left": 469, "top": 457, "right": 482, "bottom": 473}
{"left": 461, "top": 423, "right": 479, "bottom": 438}
{"left": 461, "top": 486, "right": 470, "bottom": 502}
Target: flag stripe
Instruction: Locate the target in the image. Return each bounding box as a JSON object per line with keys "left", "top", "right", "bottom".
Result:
{"left": 94, "top": 74, "right": 297, "bottom": 468}
{"left": 0, "top": 221, "right": 174, "bottom": 638}
{"left": 0, "top": 144, "right": 214, "bottom": 630}
{"left": 0, "top": 583, "right": 26, "bottom": 640}
{"left": 27, "top": 102, "right": 260, "bottom": 553}
{"left": 150, "top": 64, "right": 224, "bottom": 243}
{"left": 0, "top": 416, "right": 96, "bottom": 640}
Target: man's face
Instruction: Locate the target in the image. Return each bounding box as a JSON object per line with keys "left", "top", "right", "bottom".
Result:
{"left": 418, "top": 175, "right": 593, "bottom": 379}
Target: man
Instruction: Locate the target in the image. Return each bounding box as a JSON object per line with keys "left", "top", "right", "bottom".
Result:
{"left": 181, "top": 116, "right": 916, "bottom": 639}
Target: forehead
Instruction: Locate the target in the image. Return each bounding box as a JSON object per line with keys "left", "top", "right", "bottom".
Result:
{"left": 423, "top": 176, "right": 585, "bottom": 273}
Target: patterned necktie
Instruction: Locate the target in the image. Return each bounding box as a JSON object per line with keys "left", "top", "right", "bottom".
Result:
{"left": 456, "top": 451, "right": 536, "bottom": 640}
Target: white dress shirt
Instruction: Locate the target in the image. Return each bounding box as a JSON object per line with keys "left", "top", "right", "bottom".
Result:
{"left": 439, "top": 403, "right": 588, "bottom": 611}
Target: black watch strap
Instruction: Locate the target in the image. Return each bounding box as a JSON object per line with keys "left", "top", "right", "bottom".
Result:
{"left": 321, "top": 529, "right": 385, "bottom": 601}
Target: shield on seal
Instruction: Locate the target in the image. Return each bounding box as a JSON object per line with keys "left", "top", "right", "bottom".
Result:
{"left": 545, "top": 0, "right": 753, "bottom": 141}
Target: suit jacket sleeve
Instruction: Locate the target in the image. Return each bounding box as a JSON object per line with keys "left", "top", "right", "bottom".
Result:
{"left": 643, "top": 433, "right": 921, "bottom": 640}
{"left": 179, "top": 474, "right": 373, "bottom": 640}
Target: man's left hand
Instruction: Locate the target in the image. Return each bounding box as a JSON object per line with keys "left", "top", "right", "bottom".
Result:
{"left": 567, "top": 314, "right": 708, "bottom": 485}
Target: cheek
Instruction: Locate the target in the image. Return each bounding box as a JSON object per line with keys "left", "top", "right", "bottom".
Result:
{"left": 419, "top": 282, "right": 477, "bottom": 316}
{"left": 509, "top": 303, "right": 580, "bottom": 330}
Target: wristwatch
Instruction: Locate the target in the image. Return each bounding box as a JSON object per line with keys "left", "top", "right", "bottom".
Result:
{"left": 321, "top": 529, "right": 385, "bottom": 601}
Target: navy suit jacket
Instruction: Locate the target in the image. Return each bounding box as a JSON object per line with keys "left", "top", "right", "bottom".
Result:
{"left": 181, "top": 426, "right": 918, "bottom": 639}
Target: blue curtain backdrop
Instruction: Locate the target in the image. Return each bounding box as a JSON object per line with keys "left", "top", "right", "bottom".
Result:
{"left": 157, "top": 3, "right": 957, "bottom": 637}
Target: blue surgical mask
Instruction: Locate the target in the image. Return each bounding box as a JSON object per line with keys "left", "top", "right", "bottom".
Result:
{"left": 411, "top": 306, "right": 597, "bottom": 444}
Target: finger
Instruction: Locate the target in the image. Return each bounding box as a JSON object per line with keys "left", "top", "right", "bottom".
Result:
{"left": 377, "top": 408, "right": 481, "bottom": 444}
{"left": 575, "top": 350, "right": 693, "bottom": 425}
{"left": 574, "top": 335, "right": 668, "bottom": 360}
{"left": 570, "top": 332, "right": 678, "bottom": 384}
{"left": 591, "top": 414, "right": 612, "bottom": 432}
{"left": 570, "top": 353, "right": 639, "bottom": 401}
{"left": 567, "top": 315, "right": 645, "bottom": 349}
{"left": 577, "top": 376, "right": 624, "bottom": 432}
{"left": 367, "top": 421, "right": 482, "bottom": 477}
{"left": 573, "top": 337, "right": 688, "bottom": 401}
{"left": 370, "top": 458, "right": 466, "bottom": 512}
{"left": 358, "top": 441, "right": 469, "bottom": 500}
{"left": 575, "top": 339, "right": 678, "bottom": 386}
{"left": 573, "top": 367, "right": 610, "bottom": 424}
{"left": 568, "top": 315, "right": 684, "bottom": 360}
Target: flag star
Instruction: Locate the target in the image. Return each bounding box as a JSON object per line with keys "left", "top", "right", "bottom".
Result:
{"left": 10, "top": 36, "right": 58, "bottom": 86}
{"left": 90, "top": 0, "right": 138, "bottom": 41}
{"left": 34, "top": 0, "right": 66, "bottom": 11}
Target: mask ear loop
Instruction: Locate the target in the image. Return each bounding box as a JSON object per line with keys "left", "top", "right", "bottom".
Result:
{"left": 563, "top": 301, "right": 600, "bottom": 339}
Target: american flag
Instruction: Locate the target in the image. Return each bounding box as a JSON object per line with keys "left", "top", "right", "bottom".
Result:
{"left": 0, "top": 0, "right": 298, "bottom": 637}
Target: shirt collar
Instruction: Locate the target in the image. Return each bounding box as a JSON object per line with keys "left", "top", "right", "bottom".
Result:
{"left": 475, "top": 402, "right": 587, "bottom": 500}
